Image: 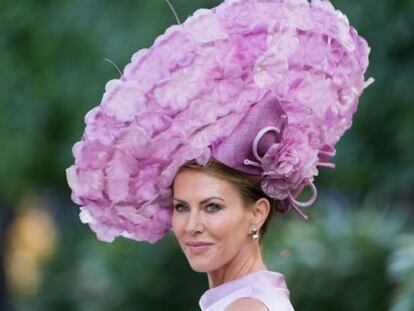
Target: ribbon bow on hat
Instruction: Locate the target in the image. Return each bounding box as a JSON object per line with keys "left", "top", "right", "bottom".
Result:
{"left": 212, "top": 91, "right": 335, "bottom": 221}
{"left": 66, "top": 0, "right": 373, "bottom": 243}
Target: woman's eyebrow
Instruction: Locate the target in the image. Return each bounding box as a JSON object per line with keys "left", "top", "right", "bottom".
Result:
{"left": 173, "top": 196, "right": 225, "bottom": 205}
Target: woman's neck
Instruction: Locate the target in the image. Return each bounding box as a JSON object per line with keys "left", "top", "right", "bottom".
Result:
{"left": 206, "top": 242, "right": 267, "bottom": 288}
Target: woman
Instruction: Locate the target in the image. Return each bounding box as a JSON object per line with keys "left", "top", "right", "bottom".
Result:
{"left": 66, "top": 0, "right": 372, "bottom": 310}
{"left": 172, "top": 159, "right": 294, "bottom": 310}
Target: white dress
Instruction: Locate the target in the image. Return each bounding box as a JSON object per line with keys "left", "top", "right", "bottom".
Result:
{"left": 198, "top": 270, "right": 295, "bottom": 311}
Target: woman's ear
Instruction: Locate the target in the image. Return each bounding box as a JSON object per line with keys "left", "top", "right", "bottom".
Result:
{"left": 250, "top": 198, "right": 270, "bottom": 230}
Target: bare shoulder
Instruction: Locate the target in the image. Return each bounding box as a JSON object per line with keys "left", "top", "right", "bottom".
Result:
{"left": 224, "top": 297, "right": 269, "bottom": 311}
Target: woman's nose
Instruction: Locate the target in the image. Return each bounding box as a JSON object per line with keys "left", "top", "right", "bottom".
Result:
{"left": 185, "top": 210, "right": 204, "bottom": 235}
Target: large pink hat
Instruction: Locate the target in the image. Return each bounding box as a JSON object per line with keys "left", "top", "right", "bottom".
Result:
{"left": 66, "top": 0, "right": 373, "bottom": 243}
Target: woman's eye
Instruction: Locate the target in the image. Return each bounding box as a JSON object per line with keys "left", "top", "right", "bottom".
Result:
{"left": 174, "top": 203, "right": 221, "bottom": 213}
{"left": 205, "top": 203, "right": 221, "bottom": 213}
{"left": 174, "top": 204, "right": 188, "bottom": 212}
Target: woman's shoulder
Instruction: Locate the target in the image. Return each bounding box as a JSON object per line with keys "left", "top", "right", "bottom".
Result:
{"left": 199, "top": 270, "right": 294, "bottom": 311}
{"left": 224, "top": 297, "right": 269, "bottom": 311}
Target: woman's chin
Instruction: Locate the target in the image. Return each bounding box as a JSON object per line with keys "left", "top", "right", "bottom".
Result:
{"left": 186, "top": 256, "right": 219, "bottom": 273}
{"left": 189, "top": 265, "right": 210, "bottom": 273}
{"left": 187, "top": 258, "right": 212, "bottom": 273}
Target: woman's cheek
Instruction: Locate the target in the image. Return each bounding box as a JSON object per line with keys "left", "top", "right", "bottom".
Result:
{"left": 171, "top": 214, "right": 185, "bottom": 241}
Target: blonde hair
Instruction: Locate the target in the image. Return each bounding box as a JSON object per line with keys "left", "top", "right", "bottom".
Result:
{"left": 175, "top": 158, "right": 278, "bottom": 243}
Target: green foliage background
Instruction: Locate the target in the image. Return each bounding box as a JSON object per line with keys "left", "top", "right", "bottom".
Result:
{"left": 1, "top": 0, "right": 413, "bottom": 310}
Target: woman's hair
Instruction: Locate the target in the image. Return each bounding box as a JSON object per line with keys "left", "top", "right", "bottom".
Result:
{"left": 175, "top": 158, "right": 279, "bottom": 243}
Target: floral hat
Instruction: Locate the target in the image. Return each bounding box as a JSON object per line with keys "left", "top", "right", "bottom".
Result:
{"left": 66, "top": 0, "right": 373, "bottom": 243}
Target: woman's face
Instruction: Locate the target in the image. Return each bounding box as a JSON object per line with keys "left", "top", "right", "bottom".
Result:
{"left": 171, "top": 168, "right": 253, "bottom": 273}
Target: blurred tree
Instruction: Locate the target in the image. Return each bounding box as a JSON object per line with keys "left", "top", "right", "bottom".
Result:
{"left": 265, "top": 203, "right": 412, "bottom": 311}
{"left": 388, "top": 234, "right": 414, "bottom": 311}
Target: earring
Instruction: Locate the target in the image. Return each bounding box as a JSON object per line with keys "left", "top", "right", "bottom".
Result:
{"left": 251, "top": 228, "right": 259, "bottom": 241}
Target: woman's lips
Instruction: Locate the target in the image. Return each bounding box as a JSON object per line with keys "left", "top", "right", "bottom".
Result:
{"left": 186, "top": 242, "right": 213, "bottom": 254}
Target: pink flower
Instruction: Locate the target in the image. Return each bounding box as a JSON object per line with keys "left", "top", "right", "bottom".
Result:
{"left": 102, "top": 80, "right": 147, "bottom": 122}
{"left": 84, "top": 107, "right": 124, "bottom": 146}
{"left": 136, "top": 111, "right": 172, "bottom": 136}
{"left": 261, "top": 125, "right": 319, "bottom": 199}
{"left": 184, "top": 9, "right": 228, "bottom": 43}
{"left": 73, "top": 140, "right": 111, "bottom": 170}
{"left": 66, "top": 166, "right": 105, "bottom": 203}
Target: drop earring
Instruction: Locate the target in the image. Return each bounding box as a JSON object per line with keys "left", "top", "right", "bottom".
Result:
{"left": 251, "top": 228, "right": 259, "bottom": 241}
